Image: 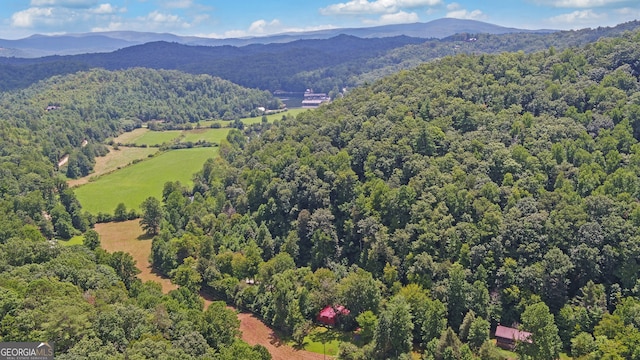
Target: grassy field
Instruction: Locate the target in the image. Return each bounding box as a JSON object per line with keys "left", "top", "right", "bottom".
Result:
{"left": 291, "top": 326, "right": 350, "bottom": 357}
{"left": 131, "top": 130, "right": 182, "bottom": 146}
{"left": 74, "top": 147, "right": 218, "bottom": 214}
{"left": 68, "top": 146, "right": 158, "bottom": 187}
{"left": 108, "top": 108, "right": 307, "bottom": 145}
{"left": 242, "top": 108, "right": 307, "bottom": 125}
{"left": 111, "top": 128, "right": 147, "bottom": 144}
{"left": 181, "top": 128, "right": 230, "bottom": 143}
{"left": 75, "top": 108, "right": 306, "bottom": 214}
{"left": 196, "top": 108, "right": 307, "bottom": 127}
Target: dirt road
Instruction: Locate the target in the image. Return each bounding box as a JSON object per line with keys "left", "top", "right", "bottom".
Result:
{"left": 238, "top": 312, "right": 329, "bottom": 360}
{"left": 96, "top": 220, "right": 330, "bottom": 359}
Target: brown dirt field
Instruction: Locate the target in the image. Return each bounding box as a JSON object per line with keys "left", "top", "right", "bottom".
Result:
{"left": 237, "top": 312, "right": 330, "bottom": 360}
{"left": 238, "top": 313, "right": 332, "bottom": 360}
{"left": 97, "top": 220, "right": 329, "bottom": 359}
{"left": 94, "top": 220, "right": 177, "bottom": 293}
{"left": 199, "top": 291, "right": 332, "bottom": 359}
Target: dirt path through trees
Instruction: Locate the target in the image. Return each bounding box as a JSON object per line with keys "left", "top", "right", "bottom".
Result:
{"left": 237, "top": 312, "right": 328, "bottom": 360}
{"left": 96, "top": 220, "right": 330, "bottom": 359}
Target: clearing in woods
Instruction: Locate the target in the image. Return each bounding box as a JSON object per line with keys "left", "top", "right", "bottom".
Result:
{"left": 68, "top": 146, "right": 158, "bottom": 187}
{"left": 95, "top": 220, "right": 330, "bottom": 360}
{"left": 74, "top": 147, "right": 218, "bottom": 214}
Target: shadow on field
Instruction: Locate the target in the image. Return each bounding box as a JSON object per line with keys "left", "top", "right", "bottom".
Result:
{"left": 309, "top": 328, "right": 341, "bottom": 345}
{"left": 137, "top": 233, "right": 153, "bottom": 240}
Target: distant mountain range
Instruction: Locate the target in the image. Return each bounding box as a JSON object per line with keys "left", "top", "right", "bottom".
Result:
{"left": 0, "top": 18, "right": 555, "bottom": 58}
{"left": 1, "top": 19, "right": 636, "bottom": 95}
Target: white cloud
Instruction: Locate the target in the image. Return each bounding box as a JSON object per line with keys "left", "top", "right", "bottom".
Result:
{"left": 320, "top": 0, "right": 442, "bottom": 16}
{"left": 192, "top": 14, "right": 210, "bottom": 25}
{"left": 92, "top": 22, "right": 123, "bottom": 32}
{"left": 11, "top": 7, "right": 54, "bottom": 28}
{"left": 30, "top": 0, "right": 97, "bottom": 8}
{"left": 145, "top": 11, "right": 186, "bottom": 27}
{"left": 363, "top": 11, "right": 420, "bottom": 25}
{"left": 548, "top": 9, "right": 607, "bottom": 25}
{"left": 92, "top": 10, "right": 192, "bottom": 32}
{"left": 532, "top": 0, "right": 629, "bottom": 8}
{"left": 445, "top": 3, "right": 485, "bottom": 20}
{"left": 90, "top": 3, "right": 119, "bottom": 14}
{"left": 615, "top": 7, "right": 640, "bottom": 16}
{"left": 248, "top": 19, "right": 281, "bottom": 34}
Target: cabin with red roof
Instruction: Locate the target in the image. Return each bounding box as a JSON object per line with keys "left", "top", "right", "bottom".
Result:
{"left": 494, "top": 325, "right": 532, "bottom": 350}
{"left": 317, "top": 305, "right": 350, "bottom": 326}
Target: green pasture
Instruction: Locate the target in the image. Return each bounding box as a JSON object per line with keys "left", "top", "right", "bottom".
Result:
{"left": 75, "top": 107, "right": 307, "bottom": 215}
{"left": 96, "top": 146, "right": 159, "bottom": 174}
{"left": 114, "top": 108, "right": 306, "bottom": 145}
{"left": 132, "top": 130, "right": 182, "bottom": 146}
{"left": 111, "top": 128, "right": 147, "bottom": 144}
{"left": 197, "top": 120, "right": 225, "bottom": 128}
{"left": 181, "top": 128, "right": 230, "bottom": 143}
{"left": 198, "top": 108, "right": 307, "bottom": 127}
{"left": 75, "top": 147, "right": 218, "bottom": 214}
{"left": 289, "top": 326, "right": 352, "bottom": 356}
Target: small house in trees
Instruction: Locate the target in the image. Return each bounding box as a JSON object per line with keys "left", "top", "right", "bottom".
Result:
{"left": 317, "top": 305, "right": 350, "bottom": 326}
{"left": 494, "top": 325, "right": 532, "bottom": 350}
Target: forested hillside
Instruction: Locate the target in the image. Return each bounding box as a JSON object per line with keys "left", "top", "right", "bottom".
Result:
{"left": 0, "top": 21, "right": 638, "bottom": 95}
{"left": 0, "top": 69, "right": 278, "bottom": 358}
{"left": 0, "top": 35, "right": 426, "bottom": 94}
{"left": 141, "top": 28, "right": 640, "bottom": 359}
{"left": 0, "top": 69, "right": 278, "bottom": 360}
{"left": 0, "top": 67, "right": 277, "bottom": 179}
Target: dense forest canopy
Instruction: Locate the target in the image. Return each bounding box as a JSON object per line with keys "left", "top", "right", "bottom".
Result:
{"left": 138, "top": 28, "right": 640, "bottom": 359}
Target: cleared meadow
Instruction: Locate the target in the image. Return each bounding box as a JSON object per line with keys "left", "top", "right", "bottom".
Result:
{"left": 181, "top": 127, "right": 230, "bottom": 143}
{"left": 111, "top": 127, "right": 147, "bottom": 144}
{"left": 74, "top": 147, "right": 218, "bottom": 214}
{"left": 75, "top": 109, "right": 305, "bottom": 215}
{"left": 130, "top": 130, "right": 182, "bottom": 146}
{"left": 68, "top": 146, "right": 158, "bottom": 187}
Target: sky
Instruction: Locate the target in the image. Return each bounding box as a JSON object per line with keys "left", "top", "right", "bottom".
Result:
{"left": 1, "top": 0, "right": 639, "bottom": 40}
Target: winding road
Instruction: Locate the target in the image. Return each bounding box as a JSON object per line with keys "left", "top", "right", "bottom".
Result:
{"left": 96, "top": 220, "right": 330, "bottom": 360}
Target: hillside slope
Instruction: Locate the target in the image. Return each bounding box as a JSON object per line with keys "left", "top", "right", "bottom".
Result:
{"left": 146, "top": 27, "right": 640, "bottom": 358}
